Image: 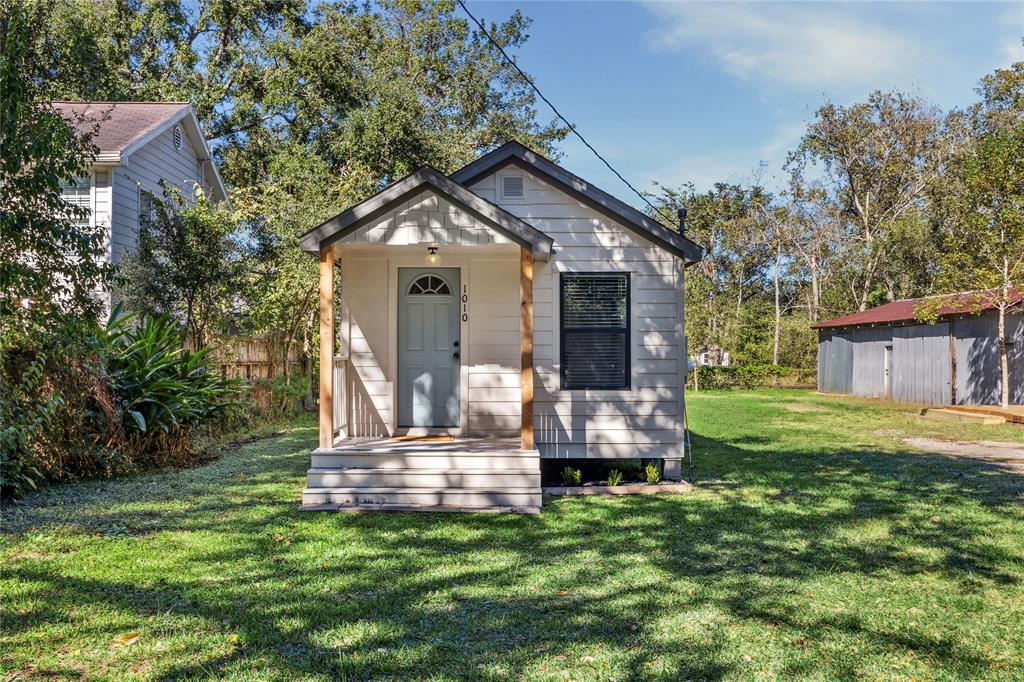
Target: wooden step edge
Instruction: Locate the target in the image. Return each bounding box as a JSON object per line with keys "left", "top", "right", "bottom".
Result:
{"left": 945, "top": 405, "right": 1024, "bottom": 422}
{"left": 300, "top": 502, "right": 541, "bottom": 514}
{"left": 307, "top": 467, "right": 541, "bottom": 475}
{"left": 302, "top": 486, "right": 542, "bottom": 495}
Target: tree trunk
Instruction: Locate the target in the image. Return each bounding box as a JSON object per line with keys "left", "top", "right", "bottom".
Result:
{"left": 999, "top": 303, "right": 1010, "bottom": 409}
{"left": 810, "top": 255, "right": 820, "bottom": 322}
{"left": 773, "top": 245, "right": 781, "bottom": 365}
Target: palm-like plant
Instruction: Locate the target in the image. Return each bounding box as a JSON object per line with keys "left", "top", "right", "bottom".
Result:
{"left": 104, "top": 309, "right": 238, "bottom": 458}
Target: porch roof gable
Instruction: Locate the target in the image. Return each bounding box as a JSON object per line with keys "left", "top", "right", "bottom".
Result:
{"left": 299, "top": 166, "right": 554, "bottom": 259}
{"left": 451, "top": 141, "right": 705, "bottom": 265}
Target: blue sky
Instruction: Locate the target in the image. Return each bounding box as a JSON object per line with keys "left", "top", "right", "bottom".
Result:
{"left": 468, "top": 1, "right": 1023, "bottom": 203}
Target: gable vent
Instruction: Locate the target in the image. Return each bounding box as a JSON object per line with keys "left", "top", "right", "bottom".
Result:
{"left": 501, "top": 174, "right": 524, "bottom": 199}
{"left": 172, "top": 126, "right": 183, "bottom": 151}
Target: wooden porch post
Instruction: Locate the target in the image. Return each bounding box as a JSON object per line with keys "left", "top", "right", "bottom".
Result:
{"left": 319, "top": 244, "right": 335, "bottom": 449}
{"left": 520, "top": 246, "right": 534, "bottom": 450}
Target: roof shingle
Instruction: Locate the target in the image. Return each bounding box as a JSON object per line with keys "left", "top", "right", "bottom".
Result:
{"left": 50, "top": 101, "right": 190, "bottom": 155}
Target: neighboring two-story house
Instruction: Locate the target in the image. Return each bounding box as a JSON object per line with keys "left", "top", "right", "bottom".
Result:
{"left": 53, "top": 101, "right": 227, "bottom": 267}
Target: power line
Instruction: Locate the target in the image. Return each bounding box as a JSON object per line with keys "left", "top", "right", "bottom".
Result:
{"left": 456, "top": 0, "right": 677, "bottom": 227}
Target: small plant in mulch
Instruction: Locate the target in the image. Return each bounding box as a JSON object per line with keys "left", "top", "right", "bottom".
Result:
{"left": 644, "top": 464, "right": 661, "bottom": 484}
{"left": 606, "top": 469, "right": 623, "bottom": 487}
{"left": 561, "top": 467, "right": 582, "bottom": 486}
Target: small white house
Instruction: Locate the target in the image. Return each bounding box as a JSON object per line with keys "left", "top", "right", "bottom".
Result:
{"left": 299, "top": 142, "right": 703, "bottom": 513}
{"left": 53, "top": 101, "right": 227, "bottom": 268}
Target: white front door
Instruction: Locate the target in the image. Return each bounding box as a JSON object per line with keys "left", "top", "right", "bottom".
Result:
{"left": 398, "top": 268, "right": 460, "bottom": 427}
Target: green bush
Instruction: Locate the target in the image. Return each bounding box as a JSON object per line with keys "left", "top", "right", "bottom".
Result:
{"left": 1, "top": 310, "right": 241, "bottom": 498}
{"left": 644, "top": 463, "right": 661, "bottom": 484}
{"left": 104, "top": 311, "right": 240, "bottom": 462}
{"left": 692, "top": 364, "right": 816, "bottom": 391}
{"left": 248, "top": 372, "right": 309, "bottom": 421}
{"left": 607, "top": 469, "right": 623, "bottom": 487}
{"left": 561, "top": 467, "right": 582, "bottom": 486}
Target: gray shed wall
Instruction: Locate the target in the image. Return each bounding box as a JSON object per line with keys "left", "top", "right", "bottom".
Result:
{"left": 818, "top": 310, "right": 1022, "bottom": 405}
{"left": 952, "top": 312, "right": 1024, "bottom": 405}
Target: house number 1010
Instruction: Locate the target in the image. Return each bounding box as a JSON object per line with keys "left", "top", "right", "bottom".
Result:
{"left": 462, "top": 285, "right": 469, "bottom": 322}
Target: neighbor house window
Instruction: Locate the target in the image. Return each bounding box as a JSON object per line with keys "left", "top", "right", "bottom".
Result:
{"left": 59, "top": 176, "right": 91, "bottom": 226}
{"left": 560, "top": 273, "right": 630, "bottom": 390}
{"left": 139, "top": 189, "right": 156, "bottom": 226}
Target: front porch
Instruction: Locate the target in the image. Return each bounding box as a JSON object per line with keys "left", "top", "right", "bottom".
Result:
{"left": 299, "top": 169, "right": 554, "bottom": 512}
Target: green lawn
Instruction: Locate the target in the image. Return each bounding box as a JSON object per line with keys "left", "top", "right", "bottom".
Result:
{"left": 3, "top": 390, "right": 1023, "bottom": 681}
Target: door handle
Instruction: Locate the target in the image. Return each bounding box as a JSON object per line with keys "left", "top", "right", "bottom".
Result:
{"left": 453, "top": 351, "right": 460, "bottom": 359}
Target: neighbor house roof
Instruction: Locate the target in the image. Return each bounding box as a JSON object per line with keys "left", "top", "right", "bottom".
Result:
{"left": 814, "top": 290, "right": 1024, "bottom": 329}
{"left": 298, "top": 165, "right": 555, "bottom": 260}
{"left": 50, "top": 101, "right": 227, "bottom": 202}
{"left": 450, "top": 141, "right": 705, "bottom": 264}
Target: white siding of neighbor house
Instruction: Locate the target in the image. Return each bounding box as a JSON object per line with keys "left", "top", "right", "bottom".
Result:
{"left": 470, "top": 168, "right": 685, "bottom": 459}
{"left": 109, "top": 121, "right": 208, "bottom": 264}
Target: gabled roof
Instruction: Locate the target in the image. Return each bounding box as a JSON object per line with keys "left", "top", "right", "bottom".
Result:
{"left": 450, "top": 141, "right": 704, "bottom": 264}
{"left": 814, "top": 290, "right": 1024, "bottom": 329}
{"left": 50, "top": 101, "right": 227, "bottom": 202}
{"left": 299, "top": 166, "right": 554, "bottom": 259}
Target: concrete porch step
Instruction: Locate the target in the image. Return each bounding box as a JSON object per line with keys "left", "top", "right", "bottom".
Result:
{"left": 311, "top": 451, "right": 540, "bottom": 471}
{"left": 922, "top": 408, "right": 1006, "bottom": 425}
{"left": 301, "top": 486, "right": 542, "bottom": 509}
{"left": 306, "top": 467, "right": 540, "bottom": 489}
{"left": 302, "top": 501, "right": 541, "bottom": 514}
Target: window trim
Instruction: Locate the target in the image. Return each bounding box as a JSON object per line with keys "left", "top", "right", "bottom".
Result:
{"left": 559, "top": 271, "right": 631, "bottom": 391}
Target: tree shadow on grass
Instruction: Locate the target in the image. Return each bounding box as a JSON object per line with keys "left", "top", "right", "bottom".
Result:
{"left": 4, "top": 422, "right": 1024, "bottom": 680}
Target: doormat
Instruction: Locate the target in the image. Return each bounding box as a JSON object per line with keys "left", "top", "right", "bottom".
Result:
{"left": 390, "top": 435, "right": 455, "bottom": 442}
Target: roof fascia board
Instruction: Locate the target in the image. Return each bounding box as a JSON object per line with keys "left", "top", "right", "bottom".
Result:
{"left": 299, "top": 167, "right": 553, "bottom": 259}
{"left": 451, "top": 143, "right": 705, "bottom": 264}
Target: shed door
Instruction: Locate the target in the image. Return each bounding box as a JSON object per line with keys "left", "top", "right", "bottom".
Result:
{"left": 398, "top": 268, "right": 460, "bottom": 427}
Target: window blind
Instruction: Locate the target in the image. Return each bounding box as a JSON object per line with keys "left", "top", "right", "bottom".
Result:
{"left": 59, "top": 177, "right": 91, "bottom": 227}
{"left": 560, "top": 273, "right": 630, "bottom": 389}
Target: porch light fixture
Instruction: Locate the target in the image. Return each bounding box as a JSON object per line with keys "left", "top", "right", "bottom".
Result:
{"left": 425, "top": 245, "right": 441, "bottom": 266}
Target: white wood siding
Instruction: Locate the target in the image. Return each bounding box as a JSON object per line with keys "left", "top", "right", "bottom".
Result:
{"left": 471, "top": 169, "right": 685, "bottom": 459}
{"left": 109, "top": 122, "right": 208, "bottom": 264}
{"left": 466, "top": 257, "right": 521, "bottom": 436}
{"left": 340, "top": 245, "right": 521, "bottom": 438}
{"left": 339, "top": 190, "right": 517, "bottom": 247}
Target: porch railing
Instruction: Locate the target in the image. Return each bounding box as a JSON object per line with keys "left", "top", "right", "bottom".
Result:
{"left": 332, "top": 354, "right": 348, "bottom": 440}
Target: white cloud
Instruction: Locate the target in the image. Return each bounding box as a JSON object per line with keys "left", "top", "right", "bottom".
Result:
{"left": 645, "top": 1, "right": 925, "bottom": 89}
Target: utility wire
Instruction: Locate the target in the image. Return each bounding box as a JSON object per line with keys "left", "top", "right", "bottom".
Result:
{"left": 457, "top": 0, "right": 677, "bottom": 227}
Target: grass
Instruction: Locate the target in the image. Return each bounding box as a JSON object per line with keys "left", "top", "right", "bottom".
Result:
{"left": 2, "top": 389, "right": 1023, "bottom": 680}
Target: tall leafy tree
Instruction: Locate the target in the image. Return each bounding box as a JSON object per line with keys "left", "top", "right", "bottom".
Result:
{"left": 789, "top": 91, "right": 941, "bottom": 312}
{"left": 0, "top": 0, "right": 112, "bottom": 345}
{"left": 36, "top": 0, "right": 566, "bottom": 369}
{"left": 119, "top": 185, "right": 255, "bottom": 349}
{"left": 926, "top": 63, "right": 1024, "bottom": 408}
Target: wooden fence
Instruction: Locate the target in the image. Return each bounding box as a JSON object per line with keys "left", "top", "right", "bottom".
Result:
{"left": 211, "top": 336, "right": 306, "bottom": 413}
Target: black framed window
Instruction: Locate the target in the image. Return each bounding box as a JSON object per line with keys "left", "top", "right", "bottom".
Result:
{"left": 560, "top": 273, "right": 630, "bottom": 389}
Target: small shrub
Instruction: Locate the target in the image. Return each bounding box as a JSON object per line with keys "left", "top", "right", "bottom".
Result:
{"left": 692, "top": 364, "right": 816, "bottom": 390}
{"left": 561, "top": 466, "right": 582, "bottom": 486}
{"left": 607, "top": 469, "right": 623, "bottom": 487}
{"left": 644, "top": 463, "right": 661, "bottom": 484}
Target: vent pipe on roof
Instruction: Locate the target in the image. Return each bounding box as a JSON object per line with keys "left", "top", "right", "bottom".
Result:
{"left": 677, "top": 207, "right": 687, "bottom": 235}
